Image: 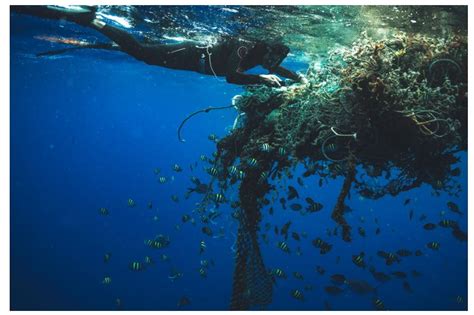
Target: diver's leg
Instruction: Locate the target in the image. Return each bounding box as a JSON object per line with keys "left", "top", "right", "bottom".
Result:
{"left": 89, "top": 20, "right": 147, "bottom": 60}
{"left": 11, "top": 5, "right": 97, "bottom": 26}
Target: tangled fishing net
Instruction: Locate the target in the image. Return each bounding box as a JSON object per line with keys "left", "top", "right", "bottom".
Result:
{"left": 201, "top": 31, "right": 466, "bottom": 309}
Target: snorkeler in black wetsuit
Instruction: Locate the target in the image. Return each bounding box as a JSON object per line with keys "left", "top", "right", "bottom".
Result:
{"left": 12, "top": 5, "right": 308, "bottom": 87}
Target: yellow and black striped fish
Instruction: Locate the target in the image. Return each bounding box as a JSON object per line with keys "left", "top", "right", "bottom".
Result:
{"left": 373, "top": 298, "right": 384, "bottom": 310}
{"left": 290, "top": 289, "right": 304, "bottom": 301}
{"left": 129, "top": 261, "right": 144, "bottom": 271}
{"left": 248, "top": 158, "right": 258, "bottom": 167}
{"left": 427, "top": 241, "right": 440, "bottom": 250}
{"left": 352, "top": 252, "right": 365, "bottom": 268}
{"left": 261, "top": 143, "right": 272, "bottom": 152}
{"left": 277, "top": 241, "right": 290, "bottom": 253}
{"left": 102, "top": 276, "right": 112, "bottom": 285}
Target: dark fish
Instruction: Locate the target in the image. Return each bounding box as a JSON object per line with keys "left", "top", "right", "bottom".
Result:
{"left": 358, "top": 227, "right": 366, "bottom": 237}
{"left": 291, "top": 232, "right": 300, "bottom": 241}
{"left": 279, "top": 198, "right": 287, "bottom": 209}
{"left": 202, "top": 226, "right": 213, "bottom": 237}
{"left": 293, "top": 272, "right": 304, "bottom": 280}
{"left": 290, "top": 203, "right": 303, "bottom": 211}
{"left": 409, "top": 209, "right": 414, "bottom": 220}
{"left": 452, "top": 228, "right": 467, "bottom": 241}
{"left": 396, "top": 249, "right": 412, "bottom": 257}
{"left": 369, "top": 268, "right": 391, "bottom": 283}
{"left": 297, "top": 177, "right": 304, "bottom": 186}
{"left": 404, "top": 198, "right": 411, "bottom": 205}
{"left": 451, "top": 167, "right": 461, "bottom": 176}
{"left": 316, "top": 265, "right": 325, "bottom": 275}
{"left": 423, "top": 223, "right": 436, "bottom": 230}
{"left": 447, "top": 201, "right": 463, "bottom": 215}
{"left": 324, "top": 285, "right": 344, "bottom": 295}
{"left": 419, "top": 214, "right": 427, "bottom": 221}
{"left": 346, "top": 279, "right": 376, "bottom": 295}
{"left": 304, "top": 284, "right": 314, "bottom": 291}
{"left": 274, "top": 226, "right": 279, "bottom": 235}
{"left": 391, "top": 271, "right": 407, "bottom": 279}
{"left": 343, "top": 205, "right": 353, "bottom": 213}
{"left": 177, "top": 296, "right": 191, "bottom": 307}
{"left": 147, "top": 202, "right": 153, "bottom": 209}
{"left": 99, "top": 207, "right": 109, "bottom": 216}
{"left": 319, "top": 178, "right": 324, "bottom": 187}
{"left": 268, "top": 207, "right": 274, "bottom": 215}
{"left": 188, "top": 183, "right": 210, "bottom": 195}
{"left": 411, "top": 270, "right": 422, "bottom": 277}
{"left": 375, "top": 227, "right": 381, "bottom": 235}
{"left": 182, "top": 214, "right": 191, "bottom": 223}
{"left": 330, "top": 274, "right": 346, "bottom": 285}
{"left": 288, "top": 186, "right": 299, "bottom": 200}
{"left": 414, "top": 250, "right": 423, "bottom": 256}
{"left": 171, "top": 195, "right": 179, "bottom": 203}
{"left": 280, "top": 221, "right": 291, "bottom": 240}
{"left": 402, "top": 281, "right": 413, "bottom": 293}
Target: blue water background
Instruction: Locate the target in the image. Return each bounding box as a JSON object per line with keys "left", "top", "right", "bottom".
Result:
{"left": 10, "top": 13, "right": 467, "bottom": 310}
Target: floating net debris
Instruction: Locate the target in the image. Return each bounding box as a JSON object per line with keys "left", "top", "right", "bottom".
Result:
{"left": 202, "top": 31, "right": 466, "bottom": 309}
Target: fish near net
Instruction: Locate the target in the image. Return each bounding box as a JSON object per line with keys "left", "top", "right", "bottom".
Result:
{"left": 210, "top": 31, "right": 466, "bottom": 309}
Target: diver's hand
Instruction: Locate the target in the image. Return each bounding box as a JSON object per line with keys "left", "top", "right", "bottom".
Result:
{"left": 259, "top": 74, "right": 283, "bottom": 87}
{"left": 297, "top": 73, "right": 309, "bottom": 85}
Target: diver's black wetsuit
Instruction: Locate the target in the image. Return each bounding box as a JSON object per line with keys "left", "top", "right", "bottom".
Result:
{"left": 12, "top": 5, "right": 302, "bottom": 86}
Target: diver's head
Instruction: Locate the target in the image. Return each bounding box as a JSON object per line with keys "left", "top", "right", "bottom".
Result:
{"left": 262, "top": 42, "right": 290, "bottom": 71}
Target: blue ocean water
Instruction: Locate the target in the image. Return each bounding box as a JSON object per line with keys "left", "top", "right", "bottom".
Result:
{"left": 10, "top": 8, "right": 467, "bottom": 311}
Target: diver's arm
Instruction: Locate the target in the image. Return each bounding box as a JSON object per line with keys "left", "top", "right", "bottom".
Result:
{"left": 226, "top": 70, "right": 265, "bottom": 85}
{"left": 224, "top": 46, "right": 281, "bottom": 86}
{"left": 273, "top": 65, "right": 305, "bottom": 82}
